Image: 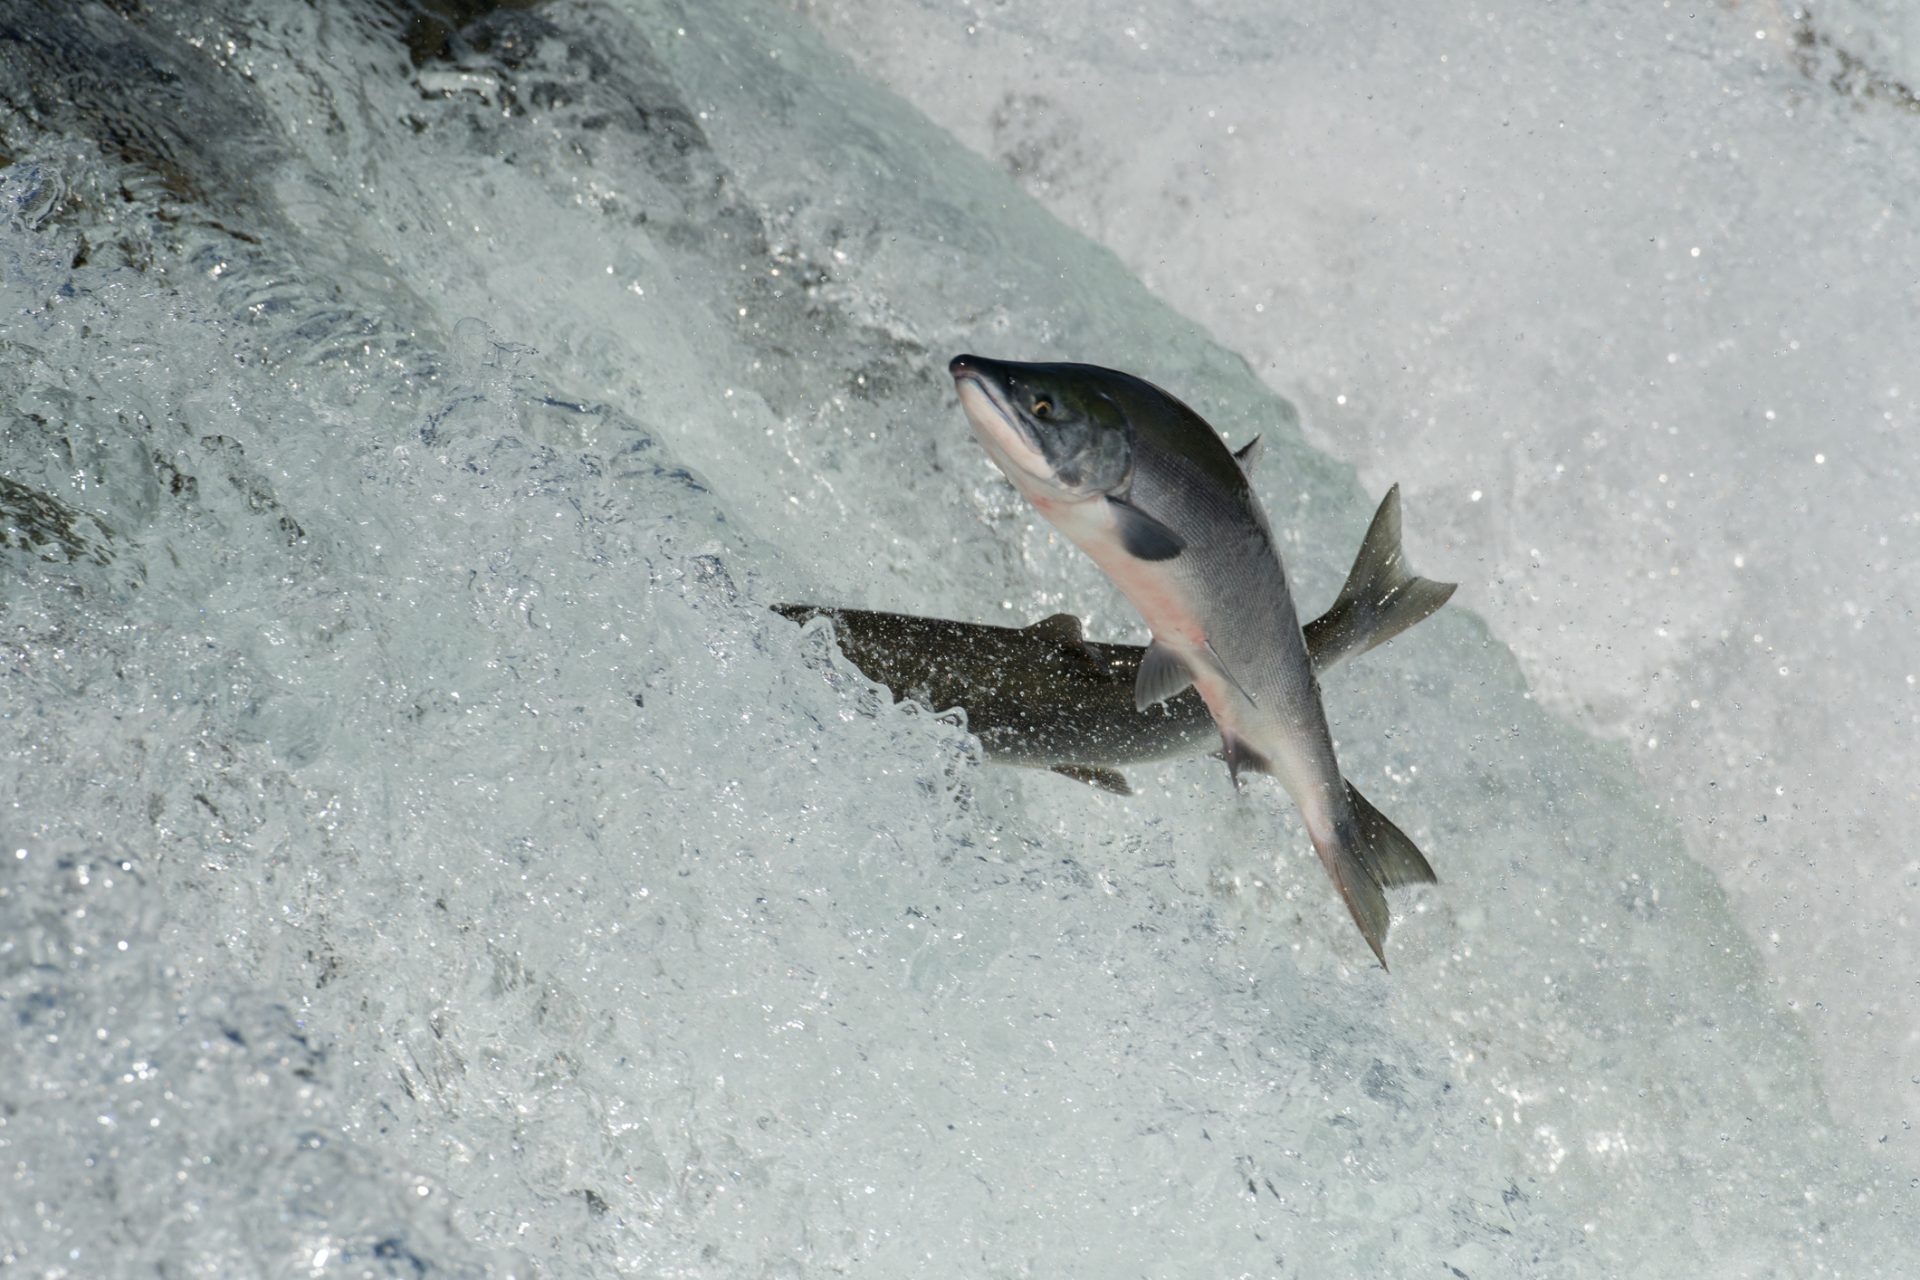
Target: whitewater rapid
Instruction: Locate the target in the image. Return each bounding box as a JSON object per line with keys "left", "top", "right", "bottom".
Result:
{"left": 2, "top": 1, "right": 1914, "bottom": 1275}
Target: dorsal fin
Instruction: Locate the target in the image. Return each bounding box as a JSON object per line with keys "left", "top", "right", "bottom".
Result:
{"left": 1233, "top": 435, "right": 1264, "bottom": 474}
{"left": 1025, "top": 612, "right": 1086, "bottom": 646}
{"left": 1302, "top": 485, "right": 1457, "bottom": 675}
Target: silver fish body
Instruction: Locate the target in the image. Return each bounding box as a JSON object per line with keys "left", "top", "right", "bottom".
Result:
{"left": 950, "top": 355, "right": 1444, "bottom": 965}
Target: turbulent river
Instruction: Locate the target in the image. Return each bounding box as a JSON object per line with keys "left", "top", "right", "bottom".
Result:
{"left": 2, "top": 2, "right": 1914, "bottom": 1276}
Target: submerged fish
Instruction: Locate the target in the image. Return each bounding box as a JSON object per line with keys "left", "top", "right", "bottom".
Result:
{"left": 774, "top": 484, "right": 1451, "bottom": 796}
{"left": 950, "top": 355, "right": 1449, "bottom": 965}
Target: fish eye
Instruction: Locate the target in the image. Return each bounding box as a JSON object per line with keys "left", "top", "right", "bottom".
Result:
{"left": 1032, "top": 398, "right": 1053, "bottom": 418}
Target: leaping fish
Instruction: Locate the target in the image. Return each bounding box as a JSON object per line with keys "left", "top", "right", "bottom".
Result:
{"left": 950, "top": 355, "right": 1448, "bottom": 966}
{"left": 774, "top": 483, "right": 1452, "bottom": 795}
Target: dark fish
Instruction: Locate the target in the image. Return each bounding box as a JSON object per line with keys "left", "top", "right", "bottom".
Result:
{"left": 776, "top": 481, "right": 1450, "bottom": 801}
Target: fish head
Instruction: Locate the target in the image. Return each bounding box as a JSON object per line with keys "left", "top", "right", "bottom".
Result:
{"left": 949, "top": 355, "right": 1132, "bottom": 499}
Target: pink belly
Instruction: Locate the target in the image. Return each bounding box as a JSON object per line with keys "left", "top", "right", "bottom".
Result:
{"left": 1028, "top": 488, "right": 1208, "bottom": 650}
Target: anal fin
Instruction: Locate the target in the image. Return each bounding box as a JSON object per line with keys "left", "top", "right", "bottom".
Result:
{"left": 1220, "top": 733, "right": 1268, "bottom": 790}
{"left": 1052, "top": 764, "right": 1132, "bottom": 795}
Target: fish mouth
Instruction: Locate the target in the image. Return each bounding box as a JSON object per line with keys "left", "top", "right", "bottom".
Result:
{"left": 948, "top": 353, "right": 1007, "bottom": 401}
{"left": 947, "top": 354, "right": 1006, "bottom": 415}
{"left": 948, "top": 353, "right": 983, "bottom": 380}
{"left": 949, "top": 353, "right": 1048, "bottom": 479}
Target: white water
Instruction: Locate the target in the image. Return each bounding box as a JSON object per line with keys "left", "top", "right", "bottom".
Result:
{"left": 801, "top": 0, "right": 1920, "bottom": 1175}
{"left": 1, "top": 1, "right": 1913, "bottom": 1276}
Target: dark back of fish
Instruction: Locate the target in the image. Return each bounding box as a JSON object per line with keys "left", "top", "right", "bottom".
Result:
{"left": 773, "top": 605, "right": 1216, "bottom": 768}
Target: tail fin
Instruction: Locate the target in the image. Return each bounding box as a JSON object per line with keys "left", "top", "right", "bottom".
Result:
{"left": 1302, "top": 485, "right": 1457, "bottom": 676}
{"left": 1346, "top": 782, "right": 1438, "bottom": 888}
{"left": 1309, "top": 781, "right": 1438, "bottom": 968}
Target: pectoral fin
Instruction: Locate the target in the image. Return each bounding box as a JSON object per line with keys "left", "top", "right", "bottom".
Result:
{"left": 1106, "top": 496, "right": 1184, "bottom": 562}
{"left": 1302, "top": 484, "right": 1457, "bottom": 676}
{"left": 1134, "top": 639, "right": 1194, "bottom": 710}
{"left": 1051, "top": 764, "right": 1133, "bottom": 795}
